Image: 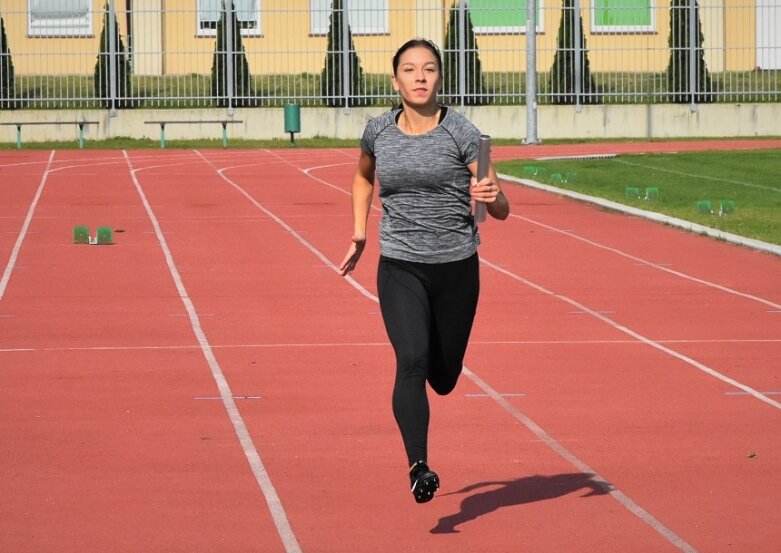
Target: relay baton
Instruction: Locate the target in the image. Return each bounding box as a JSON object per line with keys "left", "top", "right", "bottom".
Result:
{"left": 473, "top": 134, "right": 491, "bottom": 223}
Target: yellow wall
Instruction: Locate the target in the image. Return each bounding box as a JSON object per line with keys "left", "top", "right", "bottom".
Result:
{"left": 0, "top": 0, "right": 759, "bottom": 77}
{"left": 2, "top": 1, "right": 130, "bottom": 75}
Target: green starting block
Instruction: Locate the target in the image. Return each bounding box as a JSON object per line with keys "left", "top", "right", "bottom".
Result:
{"left": 550, "top": 173, "right": 563, "bottom": 182}
{"left": 73, "top": 225, "right": 112, "bottom": 245}
{"left": 644, "top": 187, "right": 660, "bottom": 200}
{"left": 626, "top": 187, "right": 640, "bottom": 198}
{"left": 96, "top": 226, "right": 112, "bottom": 245}
{"left": 719, "top": 200, "right": 735, "bottom": 216}
{"left": 697, "top": 200, "right": 713, "bottom": 214}
{"left": 73, "top": 225, "right": 89, "bottom": 244}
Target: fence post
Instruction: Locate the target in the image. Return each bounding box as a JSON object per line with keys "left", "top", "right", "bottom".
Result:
{"left": 108, "top": 0, "right": 117, "bottom": 115}
{"left": 573, "top": 0, "right": 583, "bottom": 111}
{"left": 226, "top": 0, "right": 236, "bottom": 114}
{"left": 341, "top": 0, "right": 351, "bottom": 111}
{"left": 525, "top": 0, "right": 540, "bottom": 144}
{"left": 457, "top": 0, "right": 466, "bottom": 109}
{"left": 688, "top": 0, "right": 698, "bottom": 112}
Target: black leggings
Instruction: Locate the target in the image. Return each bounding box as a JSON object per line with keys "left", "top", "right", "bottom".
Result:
{"left": 377, "top": 253, "right": 480, "bottom": 465}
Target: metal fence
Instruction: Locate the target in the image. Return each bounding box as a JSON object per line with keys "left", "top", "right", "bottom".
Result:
{"left": 0, "top": 0, "right": 779, "bottom": 110}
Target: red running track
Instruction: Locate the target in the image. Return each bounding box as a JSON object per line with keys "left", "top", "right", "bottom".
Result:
{"left": 0, "top": 142, "right": 779, "bottom": 553}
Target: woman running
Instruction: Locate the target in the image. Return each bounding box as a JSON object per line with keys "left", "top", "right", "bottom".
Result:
{"left": 339, "top": 38, "right": 510, "bottom": 503}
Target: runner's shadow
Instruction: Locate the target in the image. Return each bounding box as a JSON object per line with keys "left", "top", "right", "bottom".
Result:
{"left": 431, "top": 472, "right": 610, "bottom": 534}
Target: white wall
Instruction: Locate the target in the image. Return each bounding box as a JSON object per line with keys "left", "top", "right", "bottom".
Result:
{"left": 1, "top": 104, "right": 780, "bottom": 144}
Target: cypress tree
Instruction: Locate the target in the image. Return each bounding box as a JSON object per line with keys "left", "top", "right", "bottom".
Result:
{"left": 211, "top": 0, "right": 256, "bottom": 107}
{"left": 94, "top": 3, "right": 133, "bottom": 108}
{"left": 549, "top": 0, "right": 598, "bottom": 104}
{"left": 320, "top": 0, "right": 366, "bottom": 107}
{"left": 666, "top": 0, "right": 713, "bottom": 103}
{"left": 442, "top": 1, "right": 491, "bottom": 105}
{"left": 0, "top": 16, "right": 15, "bottom": 109}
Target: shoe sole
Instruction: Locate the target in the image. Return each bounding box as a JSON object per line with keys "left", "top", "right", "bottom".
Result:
{"left": 412, "top": 471, "right": 440, "bottom": 503}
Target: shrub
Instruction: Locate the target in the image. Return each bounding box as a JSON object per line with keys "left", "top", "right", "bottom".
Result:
{"left": 666, "top": 0, "right": 713, "bottom": 103}
{"left": 0, "top": 16, "right": 15, "bottom": 109}
{"left": 94, "top": 3, "right": 133, "bottom": 108}
{"left": 549, "top": 0, "right": 599, "bottom": 104}
{"left": 211, "top": 0, "right": 256, "bottom": 107}
{"left": 320, "top": 0, "right": 366, "bottom": 107}
{"left": 442, "top": 1, "right": 492, "bottom": 105}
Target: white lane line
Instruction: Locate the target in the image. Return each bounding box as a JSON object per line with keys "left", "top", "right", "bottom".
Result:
{"left": 614, "top": 157, "right": 781, "bottom": 194}
{"left": 123, "top": 150, "right": 302, "bottom": 553}
{"left": 1, "top": 337, "right": 779, "bottom": 355}
{"left": 195, "top": 396, "right": 262, "bottom": 401}
{"left": 0, "top": 342, "right": 389, "bottom": 353}
{"left": 201, "top": 150, "right": 698, "bottom": 553}
{"left": 465, "top": 393, "right": 526, "bottom": 398}
{"left": 725, "top": 391, "right": 781, "bottom": 396}
{"left": 193, "top": 150, "right": 375, "bottom": 303}
{"left": 259, "top": 151, "right": 781, "bottom": 409}
{"left": 462, "top": 366, "right": 698, "bottom": 553}
{"left": 0, "top": 150, "right": 56, "bottom": 302}
{"left": 266, "top": 157, "right": 781, "bottom": 312}
{"left": 506, "top": 210, "right": 781, "bottom": 311}
{"left": 480, "top": 257, "right": 781, "bottom": 411}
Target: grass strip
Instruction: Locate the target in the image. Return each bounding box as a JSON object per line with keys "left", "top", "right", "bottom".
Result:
{"left": 496, "top": 149, "right": 781, "bottom": 246}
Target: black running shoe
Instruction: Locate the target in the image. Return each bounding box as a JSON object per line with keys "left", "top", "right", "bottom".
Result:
{"left": 409, "top": 461, "right": 439, "bottom": 503}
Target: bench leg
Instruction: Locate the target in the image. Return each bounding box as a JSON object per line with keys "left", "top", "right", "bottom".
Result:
{"left": 78, "top": 123, "right": 85, "bottom": 149}
{"left": 159, "top": 123, "right": 166, "bottom": 149}
{"left": 16, "top": 124, "right": 22, "bottom": 150}
{"left": 222, "top": 123, "right": 228, "bottom": 148}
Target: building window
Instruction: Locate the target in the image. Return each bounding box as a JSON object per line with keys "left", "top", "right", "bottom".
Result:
{"left": 310, "top": 0, "right": 388, "bottom": 36}
{"left": 592, "top": 0, "right": 654, "bottom": 33}
{"left": 469, "top": 0, "right": 544, "bottom": 34}
{"left": 197, "top": 0, "right": 261, "bottom": 37}
{"left": 28, "top": 0, "right": 92, "bottom": 37}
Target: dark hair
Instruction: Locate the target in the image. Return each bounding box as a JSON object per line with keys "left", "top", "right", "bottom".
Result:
{"left": 392, "top": 38, "right": 443, "bottom": 75}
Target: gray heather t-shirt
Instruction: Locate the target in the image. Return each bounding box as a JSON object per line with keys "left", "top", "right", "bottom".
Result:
{"left": 360, "top": 107, "right": 482, "bottom": 264}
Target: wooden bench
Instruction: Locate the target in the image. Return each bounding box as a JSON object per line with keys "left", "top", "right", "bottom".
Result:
{"left": 144, "top": 120, "right": 243, "bottom": 148}
{"left": 0, "top": 120, "right": 100, "bottom": 149}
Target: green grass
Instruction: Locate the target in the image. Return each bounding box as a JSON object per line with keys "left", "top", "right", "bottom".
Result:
{"left": 496, "top": 149, "right": 781, "bottom": 246}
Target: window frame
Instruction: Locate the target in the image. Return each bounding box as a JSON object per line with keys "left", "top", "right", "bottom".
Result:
{"left": 309, "top": 0, "right": 389, "bottom": 36}
{"left": 468, "top": 0, "right": 545, "bottom": 35}
{"left": 27, "top": 0, "right": 92, "bottom": 38}
{"left": 197, "top": 0, "right": 262, "bottom": 37}
{"left": 590, "top": 0, "right": 656, "bottom": 34}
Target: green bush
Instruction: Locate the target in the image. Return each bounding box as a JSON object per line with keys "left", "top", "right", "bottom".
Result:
{"left": 442, "top": 1, "right": 492, "bottom": 105}
{"left": 320, "top": 0, "right": 366, "bottom": 107}
{"left": 549, "top": 0, "right": 599, "bottom": 104}
{"left": 94, "top": 3, "right": 133, "bottom": 108}
{"left": 211, "top": 0, "right": 257, "bottom": 107}
{"left": 666, "top": 0, "right": 713, "bottom": 103}
{"left": 0, "top": 16, "right": 15, "bottom": 109}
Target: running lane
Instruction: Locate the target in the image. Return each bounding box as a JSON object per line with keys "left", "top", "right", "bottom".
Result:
{"left": 269, "top": 147, "right": 780, "bottom": 552}
{"left": 0, "top": 150, "right": 294, "bottom": 553}
{"left": 112, "top": 147, "right": 679, "bottom": 553}
{"left": 2, "top": 147, "right": 778, "bottom": 553}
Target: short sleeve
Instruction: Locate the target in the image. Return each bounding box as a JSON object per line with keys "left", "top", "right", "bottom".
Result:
{"left": 360, "top": 121, "right": 377, "bottom": 156}
{"left": 458, "top": 118, "right": 482, "bottom": 165}
{"left": 360, "top": 109, "right": 398, "bottom": 157}
{"left": 441, "top": 109, "right": 482, "bottom": 165}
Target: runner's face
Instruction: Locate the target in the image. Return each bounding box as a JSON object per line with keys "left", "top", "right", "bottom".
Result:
{"left": 391, "top": 47, "right": 441, "bottom": 108}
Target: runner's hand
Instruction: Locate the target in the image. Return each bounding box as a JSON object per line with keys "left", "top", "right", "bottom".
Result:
{"left": 339, "top": 236, "right": 366, "bottom": 276}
